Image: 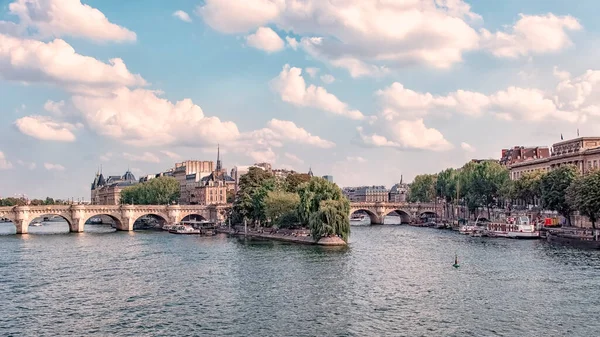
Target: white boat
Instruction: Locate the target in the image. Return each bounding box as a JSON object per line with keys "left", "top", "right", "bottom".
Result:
{"left": 169, "top": 224, "right": 201, "bottom": 235}
{"left": 486, "top": 216, "right": 540, "bottom": 239}
{"left": 30, "top": 221, "right": 43, "bottom": 227}
{"left": 350, "top": 214, "right": 366, "bottom": 222}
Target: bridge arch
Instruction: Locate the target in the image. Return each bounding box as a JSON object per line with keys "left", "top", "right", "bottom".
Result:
{"left": 385, "top": 210, "right": 411, "bottom": 224}
{"left": 350, "top": 209, "right": 379, "bottom": 224}
{"left": 131, "top": 213, "right": 169, "bottom": 230}
{"left": 419, "top": 211, "right": 438, "bottom": 221}
{"left": 177, "top": 211, "right": 210, "bottom": 223}
{"left": 27, "top": 214, "right": 72, "bottom": 234}
{"left": 83, "top": 214, "right": 123, "bottom": 232}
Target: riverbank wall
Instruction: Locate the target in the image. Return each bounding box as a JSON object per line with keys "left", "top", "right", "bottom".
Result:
{"left": 217, "top": 228, "right": 347, "bottom": 246}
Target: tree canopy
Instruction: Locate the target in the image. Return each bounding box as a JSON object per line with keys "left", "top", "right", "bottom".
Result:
{"left": 120, "top": 176, "right": 180, "bottom": 205}
{"left": 540, "top": 165, "right": 577, "bottom": 225}
{"left": 407, "top": 174, "right": 436, "bottom": 202}
{"left": 566, "top": 170, "right": 600, "bottom": 229}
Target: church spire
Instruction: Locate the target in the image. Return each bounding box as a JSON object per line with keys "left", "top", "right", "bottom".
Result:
{"left": 216, "top": 144, "right": 222, "bottom": 171}
{"left": 400, "top": 174, "right": 403, "bottom": 185}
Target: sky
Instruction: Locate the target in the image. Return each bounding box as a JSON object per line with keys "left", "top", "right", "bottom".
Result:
{"left": 1, "top": 0, "right": 600, "bottom": 200}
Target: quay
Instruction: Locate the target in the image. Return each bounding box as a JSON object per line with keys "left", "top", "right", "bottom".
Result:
{"left": 218, "top": 227, "right": 347, "bottom": 246}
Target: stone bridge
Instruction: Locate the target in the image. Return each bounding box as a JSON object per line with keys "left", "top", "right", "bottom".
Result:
{"left": 0, "top": 204, "right": 230, "bottom": 234}
{"left": 350, "top": 202, "right": 442, "bottom": 224}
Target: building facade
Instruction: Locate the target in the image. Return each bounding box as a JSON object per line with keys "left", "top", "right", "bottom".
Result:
{"left": 509, "top": 137, "right": 600, "bottom": 180}
{"left": 500, "top": 146, "right": 550, "bottom": 167}
{"left": 388, "top": 176, "right": 409, "bottom": 202}
{"left": 354, "top": 186, "right": 389, "bottom": 202}
{"left": 90, "top": 170, "right": 137, "bottom": 205}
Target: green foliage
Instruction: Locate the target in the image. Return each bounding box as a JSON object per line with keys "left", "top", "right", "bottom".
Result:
{"left": 297, "top": 177, "right": 347, "bottom": 224}
{"left": 308, "top": 199, "right": 350, "bottom": 242}
{"left": 226, "top": 189, "right": 235, "bottom": 204}
{"left": 540, "top": 165, "right": 577, "bottom": 225}
{"left": 566, "top": 170, "right": 600, "bottom": 229}
{"left": 231, "top": 167, "right": 274, "bottom": 223}
{"left": 512, "top": 171, "right": 545, "bottom": 205}
{"left": 265, "top": 191, "right": 300, "bottom": 226}
{"left": 120, "top": 176, "right": 180, "bottom": 205}
{"left": 456, "top": 161, "right": 509, "bottom": 215}
{"left": 407, "top": 174, "right": 437, "bottom": 202}
{"left": 284, "top": 173, "right": 312, "bottom": 193}
{"left": 436, "top": 168, "right": 457, "bottom": 203}
{"left": 250, "top": 178, "right": 276, "bottom": 225}
{"left": 0, "top": 197, "right": 27, "bottom": 206}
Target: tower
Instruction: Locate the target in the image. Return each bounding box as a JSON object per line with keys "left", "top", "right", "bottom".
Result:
{"left": 216, "top": 144, "right": 222, "bottom": 172}
{"left": 308, "top": 167, "right": 313, "bottom": 177}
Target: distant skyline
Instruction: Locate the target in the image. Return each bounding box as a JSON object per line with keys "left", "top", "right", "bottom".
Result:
{"left": 2, "top": 0, "right": 600, "bottom": 199}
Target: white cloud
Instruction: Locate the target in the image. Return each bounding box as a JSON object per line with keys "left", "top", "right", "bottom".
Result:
{"left": 196, "top": 0, "right": 281, "bottom": 34}
{"left": 44, "top": 162, "right": 65, "bottom": 171}
{"left": 305, "top": 67, "right": 319, "bottom": 78}
{"left": 100, "top": 152, "right": 113, "bottom": 161}
{"left": 71, "top": 87, "right": 240, "bottom": 147}
{"left": 0, "top": 151, "right": 13, "bottom": 170}
{"left": 8, "top": 0, "right": 136, "bottom": 42}
{"left": 14, "top": 115, "right": 78, "bottom": 142}
{"left": 244, "top": 119, "right": 335, "bottom": 149}
{"left": 270, "top": 64, "right": 365, "bottom": 120}
{"left": 249, "top": 148, "right": 276, "bottom": 163}
{"left": 286, "top": 36, "right": 298, "bottom": 50}
{"left": 123, "top": 152, "right": 160, "bottom": 163}
{"left": 197, "top": 0, "right": 480, "bottom": 75}
{"left": 0, "top": 33, "right": 146, "bottom": 91}
{"left": 160, "top": 150, "right": 181, "bottom": 159}
{"left": 553, "top": 66, "right": 571, "bottom": 81}
{"left": 346, "top": 156, "right": 366, "bottom": 163}
{"left": 43, "top": 100, "right": 65, "bottom": 115}
{"left": 320, "top": 74, "right": 335, "bottom": 84}
{"left": 284, "top": 152, "right": 304, "bottom": 164}
{"left": 245, "top": 26, "right": 284, "bottom": 53}
{"left": 460, "top": 142, "right": 475, "bottom": 152}
{"left": 480, "top": 14, "right": 582, "bottom": 58}
{"left": 16, "top": 160, "right": 36, "bottom": 170}
{"left": 173, "top": 10, "right": 192, "bottom": 23}
{"left": 357, "top": 119, "right": 453, "bottom": 152}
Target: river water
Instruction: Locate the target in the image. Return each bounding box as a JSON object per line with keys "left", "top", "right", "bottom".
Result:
{"left": 1, "top": 221, "right": 600, "bottom": 336}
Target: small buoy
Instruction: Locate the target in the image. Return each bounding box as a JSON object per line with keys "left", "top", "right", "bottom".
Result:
{"left": 453, "top": 254, "right": 460, "bottom": 268}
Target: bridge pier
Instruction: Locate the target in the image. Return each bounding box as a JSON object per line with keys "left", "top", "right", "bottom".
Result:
{"left": 69, "top": 218, "right": 85, "bottom": 233}
{"left": 14, "top": 219, "right": 28, "bottom": 234}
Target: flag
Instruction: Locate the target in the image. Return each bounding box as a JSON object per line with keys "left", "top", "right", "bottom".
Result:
{"left": 561, "top": 133, "right": 563, "bottom": 140}
{"left": 577, "top": 128, "right": 580, "bottom": 136}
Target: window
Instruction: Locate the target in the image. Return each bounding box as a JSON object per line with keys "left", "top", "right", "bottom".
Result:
{"left": 595, "top": 160, "right": 598, "bottom": 169}
{"left": 588, "top": 161, "right": 592, "bottom": 169}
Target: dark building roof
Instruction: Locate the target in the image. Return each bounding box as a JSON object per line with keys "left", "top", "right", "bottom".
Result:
{"left": 122, "top": 170, "right": 136, "bottom": 182}
{"left": 201, "top": 172, "right": 235, "bottom": 184}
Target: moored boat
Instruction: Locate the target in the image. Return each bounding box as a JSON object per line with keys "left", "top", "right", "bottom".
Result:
{"left": 169, "top": 224, "right": 201, "bottom": 235}
{"left": 547, "top": 228, "right": 600, "bottom": 249}
{"left": 486, "top": 216, "right": 539, "bottom": 239}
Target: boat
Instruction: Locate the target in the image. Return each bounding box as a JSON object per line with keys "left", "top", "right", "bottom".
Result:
{"left": 547, "top": 228, "right": 600, "bottom": 249}
{"left": 470, "top": 226, "right": 487, "bottom": 237}
{"left": 350, "top": 214, "right": 367, "bottom": 222}
{"left": 169, "top": 224, "right": 201, "bottom": 235}
{"left": 30, "top": 220, "right": 43, "bottom": 227}
{"left": 485, "top": 216, "right": 540, "bottom": 239}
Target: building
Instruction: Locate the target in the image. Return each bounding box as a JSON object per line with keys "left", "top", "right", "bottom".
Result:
{"left": 500, "top": 146, "right": 550, "bottom": 167}
{"left": 90, "top": 169, "right": 138, "bottom": 205}
{"left": 273, "top": 169, "right": 296, "bottom": 179}
{"left": 342, "top": 187, "right": 359, "bottom": 202}
{"left": 354, "top": 186, "right": 389, "bottom": 202}
{"left": 509, "top": 137, "right": 600, "bottom": 180}
{"left": 322, "top": 175, "right": 333, "bottom": 183}
{"left": 388, "top": 176, "right": 409, "bottom": 202}
{"left": 187, "top": 146, "right": 235, "bottom": 205}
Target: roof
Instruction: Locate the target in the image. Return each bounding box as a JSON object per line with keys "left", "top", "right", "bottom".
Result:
{"left": 122, "top": 170, "right": 136, "bottom": 182}
{"left": 201, "top": 172, "right": 235, "bottom": 183}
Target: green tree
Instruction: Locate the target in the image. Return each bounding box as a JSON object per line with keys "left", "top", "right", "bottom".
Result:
{"left": 457, "top": 161, "right": 509, "bottom": 219}
{"left": 43, "top": 197, "right": 55, "bottom": 205}
{"left": 284, "top": 173, "right": 312, "bottom": 193}
{"left": 566, "top": 171, "right": 600, "bottom": 231}
{"left": 436, "top": 168, "right": 457, "bottom": 218}
{"left": 297, "top": 177, "right": 346, "bottom": 224}
{"left": 0, "top": 197, "right": 26, "bottom": 206}
{"left": 231, "top": 167, "right": 273, "bottom": 223}
{"left": 226, "top": 189, "right": 235, "bottom": 204}
{"left": 541, "top": 165, "right": 577, "bottom": 226}
{"left": 265, "top": 191, "right": 300, "bottom": 227}
{"left": 120, "top": 176, "right": 180, "bottom": 205}
{"left": 408, "top": 174, "right": 437, "bottom": 202}
{"left": 250, "top": 178, "right": 276, "bottom": 225}
{"left": 513, "top": 171, "right": 545, "bottom": 206}
{"left": 308, "top": 199, "right": 350, "bottom": 242}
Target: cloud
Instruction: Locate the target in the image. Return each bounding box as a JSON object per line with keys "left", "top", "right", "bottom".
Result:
{"left": 480, "top": 14, "right": 582, "bottom": 58}
{"left": 100, "top": 152, "right": 113, "bottom": 161}
{"left": 460, "top": 142, "right": 476, "bottom": 152}
{"left": 0, "top": 151, "right": 13, "bottom": 170}
{"left": 8, "top": 0, "right": 136, "bottom": 42}
{"left": 160, "top": 150, "right": 181, "bottom": 159}
{"left": 286, "top": 36, "right": 298, "bottom": 50}
{"left": 346, "top": 156, "right": 366, "bottom": 163}
{"left": 71, "top": 87, "right": 240, "bottom": 147}
{"left": 270, "top": 64, "right": 365, "bottom": 120}
{"left": 245, "top": 26, "right": 284, "bottom": 53}
{"left": 305, "top": 67, "right": 319, "bottom": 78}
{"left": 284, "top": 152, "right": 304, "bottom": 164}
{"left": 249, "top": 148, "right": 276, "bottom": 163}
{"left": 43, "top": 100, "right": 65, "bottom": 115}
{"left": 320, "top": 74, "right": 335, "bottom": 84}
{"left": 244, "top": 119, "right": 335, "bottom": 149}
{"left": 44, "top": 162, "right": 65, "bottom": 171}
{"left": 14, "top": 115, "right": 79, "bottom": 141}
{"left": 0, "top": 33, "right": 146, "bottom": 91}
{"left": 553, "top": 66, "right": 571, "bottom": 81}
{"left": 122, "top": 152, "right": 160, "bottom": 163}
{"left": 16, "top": 160, "right": 36, "bottom": 170}
{"left": 357, "top": 118, "right": 453, "bottom": 152}
{"left": 173, "top": 10, "right": 192, "bottom": 23}
{"left": 197, "top": 0, "right": 480, "bottom": 75}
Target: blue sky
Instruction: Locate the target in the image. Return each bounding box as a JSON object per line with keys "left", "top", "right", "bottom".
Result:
{"left": 1, "top": 0, "right": 600, "bottom": 200}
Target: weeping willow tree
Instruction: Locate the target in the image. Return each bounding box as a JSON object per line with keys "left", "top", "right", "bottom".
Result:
{"left": 308, "top": 199, "right": 350, "bottom": 242}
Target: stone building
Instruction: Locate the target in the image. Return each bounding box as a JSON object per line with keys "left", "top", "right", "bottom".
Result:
{"left": 388, "top": 176, "right": 409, "bottom": 202}
{"left": 509, "top": 137, "right": 600, "bottom": 180}
{"left": 354, "top": 186, "right": 389, "bottom": 202}
{"left": 500, "top": 146, "right": 550, "bottom": 167}
{"left": 90, "top": 170, "right": 137, "bottom": 205}
{"left": 185, "top": 146, "right": 235, "bottom": 205}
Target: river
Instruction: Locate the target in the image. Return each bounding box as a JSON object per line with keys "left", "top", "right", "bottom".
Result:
{"left": 1, "top": 221, "right": 600, "bottom": 336}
